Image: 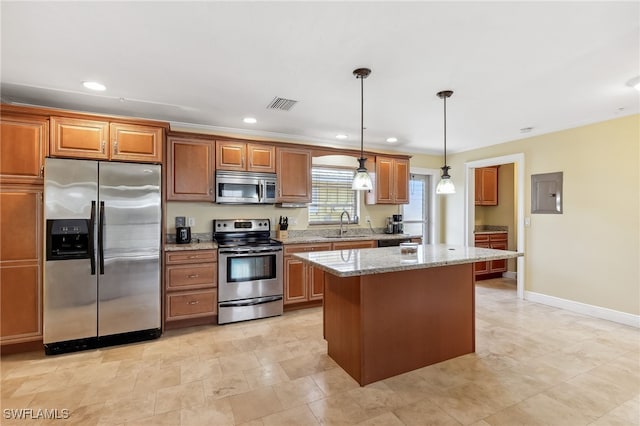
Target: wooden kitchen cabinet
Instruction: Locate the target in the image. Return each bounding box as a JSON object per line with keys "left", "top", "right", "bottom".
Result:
{"left": 216, "top": 140, "right": 275, "bottom": 173}
{"left": 332, "top": 240, "right": 376, "bottom": 250}
{"left": 165, "top": 249, "right": 217, "bottom": 326}
{"left": 475, "top": 167, "right": 498, "bottom": 206}
{"left": 167, "top": 134, "right": 215, "bottom": 201}
{"left": 366, "top": 156, "right": 410, "bottom": 204}
{"left": 0, "top": 115, "right": 49, "bottom": 185}
{"left": 50, "top": 116, "right": 163, "bottom": 163}
{"left": 0, "top": 186, "right": 43, "bottom": 345}
{"left": 474, "top": 232, "right": 508, "bottom": 279}
{"left": 276, "top": 147, "right": 312, "bottom": 203}
{"left": 283, "top": 243, "right": 332, "bottom": 306}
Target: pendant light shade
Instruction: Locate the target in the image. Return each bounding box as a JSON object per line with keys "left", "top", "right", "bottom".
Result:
{"left": 436, "top": 90, "right": 455, "bottom": 195}
{"left": 352, "top": 68, "right": 373, "bottom": 191}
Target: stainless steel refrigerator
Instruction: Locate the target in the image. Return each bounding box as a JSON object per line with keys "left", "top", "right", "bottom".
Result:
{"left": 43, "top": 158, "right": 161, "bottom": 354}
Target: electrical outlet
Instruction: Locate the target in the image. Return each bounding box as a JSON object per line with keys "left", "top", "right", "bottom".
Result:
{"left": 187, "top": 217, "right": 195, "bottom": 227}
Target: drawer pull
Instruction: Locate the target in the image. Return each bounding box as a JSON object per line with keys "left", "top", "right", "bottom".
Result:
{"left": 187, "top": 255, "right": 199, "bottom": 259}
{"left": 187, "top": 274, "right": 200, "bottom": 278}
{"left": 188, "top": 300, "right": 200, "bottom": 305}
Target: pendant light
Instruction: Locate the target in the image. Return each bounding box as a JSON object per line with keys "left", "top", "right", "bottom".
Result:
{"left": 435, "top": 90, "right": 456, "bottom": 194}
{"left": 352, "top": 68, "right": 373, "bottom": 190}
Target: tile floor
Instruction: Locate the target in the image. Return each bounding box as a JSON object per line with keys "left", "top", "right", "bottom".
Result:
{"left": 1, "top": 278, "right": 638, "bottom": 425}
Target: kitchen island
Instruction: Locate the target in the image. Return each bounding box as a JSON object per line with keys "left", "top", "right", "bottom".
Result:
{"left": 294, "top": 244, "right": 522, "bottom": 385}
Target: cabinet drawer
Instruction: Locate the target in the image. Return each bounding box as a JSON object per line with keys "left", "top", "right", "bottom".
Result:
{"left": 474, "top": 234, "right": 490, "bottom": 243}
{"left": 167, "top": 289, "right": 217, "bottom": 320}
{"left": 284, "top": 243, "right": 332, "bottom": 255}
{"left": 167, "top": 264, "right": 216, "bottom": 290}
{"left": 489, "top": 233, "right": 508, "bottom": 242}
{"left": 166, "top": 250, "right": 217, "bottom": 264}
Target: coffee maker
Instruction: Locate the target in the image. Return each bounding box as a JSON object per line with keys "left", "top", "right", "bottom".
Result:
{"left": 175, "top": 216, "right": 191, "bottom": 244}
{"left": 385, "top": 214, "right": 404, "bottom": 234}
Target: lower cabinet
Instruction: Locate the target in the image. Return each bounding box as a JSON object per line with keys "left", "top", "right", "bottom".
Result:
{"left": 474, "top": 232, "right": 508, "bottom": 279}
{"left": 283, "top": 240, "right": 376, "bottom": 308}
{"left": 0, "top": 186, "right": 43, "bottom": 348}
{"left": 165, "top": 249, "right": 217, "bottom": 327}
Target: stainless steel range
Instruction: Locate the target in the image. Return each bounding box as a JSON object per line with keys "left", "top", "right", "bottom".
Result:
{"left": 213, "top": 219, "right": 283, "bottom": 324}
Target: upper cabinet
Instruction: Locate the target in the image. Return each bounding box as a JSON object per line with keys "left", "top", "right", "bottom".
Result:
{"left": 475, "top": 167, "right": 498, "bottom": 206}
{"left": 50, "top": 116, "right": 163, "bottom": 163}
{"left": 216, "top": 140, "right": 275, "bottom": 173}
{"left": 0, "top": 115, "right": 49, "bottom": 185}
{"left": 276, "top": 147, "right": 311, "bottom": 203}
{"left": 366, "top": 156, "right": 410, "bottom": 204}
{"left": 167, "top": 134, "right": 215, "bottom": 201}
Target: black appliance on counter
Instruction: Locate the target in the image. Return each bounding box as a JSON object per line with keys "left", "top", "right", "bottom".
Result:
{"left": 176, "top": 227, "right": 191, "bottom": 244}
{"left": 213, "top": 219, "right": 283, "bottom": 324}
{"left": 386, "top": 214, "right": 404, "bottom": 234}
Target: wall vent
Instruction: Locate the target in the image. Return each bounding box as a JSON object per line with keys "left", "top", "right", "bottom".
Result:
{"left": 266, "top": 97, "right": 298, "bottom": 111}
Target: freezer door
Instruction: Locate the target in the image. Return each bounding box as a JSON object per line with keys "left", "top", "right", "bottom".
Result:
{"left": 43, "top": 158, "right": 98, "bottom": 344}
{"left": 97, "top": 162, "right": 161, "bottom": 336}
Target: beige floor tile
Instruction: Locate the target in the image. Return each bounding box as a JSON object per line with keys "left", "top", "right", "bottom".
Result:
{"left": 218, "top": 352, "right": 262, "bottom": 374}
{"left": 308, "top": 394, "right": 372, "bottom": 425}
{"left": 133, "top": 364, "right": 181, "bottom": 395}
{"left": 99, "top": 392, "right": 156, "bottom": 424}
{"left": 279, "top": 353, "right": 337, "bottom": 380}
{"left": 590, "top": 394, "right": 640, "bottom": 426}
{"left": 310, "top": 366, "right": 360, "bottom": 396}
{"left": 243, "top": 362, "right": 290, "bottom": 389}
{"left": 155, "top": 380, "right": 206, "bottom": 414}
{"left": 483, "top": 392, "right": 595, "bottom": 425}
{"left": 356, "top": 411, "right": 405, "bottom": 425}
{"left": 393, "top": 397, "right": 460, "bottom": 425}
{"left": 180, "top": 397, "right": 235, "bottom": 426}
{"left": 272, "top": 376, "right": 325, "bottom": 410}
{"left": 125, "top": 408, "right": 180, "bottom": 425}
{"left": 260, "top": 404, "right": 320, "bottom": 425}
{"left": 202, "top": 371, "right": 250, "bottom": 400}
{"left": 228, "top": 386, "right": 284, "bottom": 424}
{"left": 180, "top": 357, "right": 222, "bottom": 384}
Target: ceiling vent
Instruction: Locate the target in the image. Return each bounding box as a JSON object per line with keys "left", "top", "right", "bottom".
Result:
{"left": 266, "top": 97, "right": 298, "bottom": 111}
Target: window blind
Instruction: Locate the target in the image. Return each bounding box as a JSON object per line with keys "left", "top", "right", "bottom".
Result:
{"left": 309, "top": 167, "right": 358, "bottom": 224}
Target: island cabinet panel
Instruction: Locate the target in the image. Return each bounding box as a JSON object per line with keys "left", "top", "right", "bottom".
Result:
{"left": 167, "top": 136, "right": 215, "bottom": 201}
{"left": 366, "top": 156, "right": 410, "bottom": 205}
{"left": 51, "top": 117, "right": 163, "bottom": 163}
{"left": 164, "top": 249, "right": 217, "bottom": 327}
{"left": 0, "top": 187, "right": 42, "bottom": 345}
{"left": 216, "top": 141, "right": 275, "bottom": 172}
{"left": 475, "top": 167, "right": 498, "bottom": 205}
{"left": 0, "top": 115, "right": 49, "bottom": 185}
{"left": 324, "top": 263, "right": 475, "bottom": 386}
{"left": 276, "top": 147, "right": 311, "bottom": 203}
{"left": 283, "top": 243, "right": 332, "bottom": 306}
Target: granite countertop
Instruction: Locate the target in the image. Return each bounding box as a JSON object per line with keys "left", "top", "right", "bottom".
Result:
{"left": 294, "top": 244, "right": 523, "bottom": 277}
{"left": 277, "top": 233, "right": 422, "bottom": 245}
{"left": 474, "top": 225, "right": 508, "bottom": 234}
{"left": 165, "top": 242, "right": 218, "bottom": 251}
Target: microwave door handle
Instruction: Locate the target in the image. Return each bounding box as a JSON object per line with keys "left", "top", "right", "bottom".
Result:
{"left": 258, "top": 181, "right": 264, "bottom": 202}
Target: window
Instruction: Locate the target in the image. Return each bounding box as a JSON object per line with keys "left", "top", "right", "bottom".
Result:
{"left": 308, "top": 166, "right": 358, "bottom": 225}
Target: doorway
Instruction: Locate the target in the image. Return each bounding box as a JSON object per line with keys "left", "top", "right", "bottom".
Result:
{"left": 464, "top": 154, "right": 525, "bottom": 299}
{"left": 405, "top": 167, "right": 440, "bottom": 244}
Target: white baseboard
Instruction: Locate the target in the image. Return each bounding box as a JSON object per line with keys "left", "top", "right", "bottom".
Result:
{"left": 524, "top": 291, "right": 640, "bottom": 328}
{"left": 502, "top": 271, "right": 517, "bottom": 280}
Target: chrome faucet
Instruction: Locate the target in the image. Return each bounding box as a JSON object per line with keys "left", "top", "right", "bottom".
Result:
{"left": 340, "top": 210, "right": 351, "bottom": 236}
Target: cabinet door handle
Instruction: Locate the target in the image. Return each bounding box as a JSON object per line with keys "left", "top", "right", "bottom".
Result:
{"left": 40, "top": 166, "right": 44, "bottom": 177}
{"left": 101, "top": 141, "right": 106, "bottom": 153}
{"left": 187, "top": 274, "right": 200, "bottom": 278}
{"left": 188, "top": 300, "right": 200, "bottom": 305}
{"left": 113, "top": 141, "right": 119, "bottom": 154}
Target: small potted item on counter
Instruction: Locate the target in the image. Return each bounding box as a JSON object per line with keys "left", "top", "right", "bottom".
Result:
{"left": 277, "top": 216, "right": 288, "bottom": 239}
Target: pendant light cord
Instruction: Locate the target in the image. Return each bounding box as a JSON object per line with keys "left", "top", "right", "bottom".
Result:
{"left": 360, "top": 74, "right": 364, "bottom": 159}
{"left": 443, "top": 95, "right": 447, "bottom": 166}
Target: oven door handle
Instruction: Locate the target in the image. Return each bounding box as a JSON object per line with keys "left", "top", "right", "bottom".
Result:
{"left": 219, "top": 247, "right": 282, "bottom": 255}
{"left": 219, "top": 295, "right": 283, "bottom": 308}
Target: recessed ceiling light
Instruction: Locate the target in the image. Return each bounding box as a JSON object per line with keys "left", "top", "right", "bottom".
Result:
{"left": 386, "top": 137, "right": 398, "bottom": 143}
{"left": 336, "top": 134, "right": 348, "bottom": 140}
{"left": 82, "top": 81, "right": 106, "bottom": 91}
{"left": 243, "top": 117, "right": 257, "bottom": 124}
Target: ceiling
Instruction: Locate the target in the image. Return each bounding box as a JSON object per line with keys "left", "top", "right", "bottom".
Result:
{"left": 1, "top": 1, "right": 638, "bottom": 155}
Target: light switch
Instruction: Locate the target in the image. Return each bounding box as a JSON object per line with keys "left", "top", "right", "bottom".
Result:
{"left": 524, "top": 217, "right": 531, "bottom": 227}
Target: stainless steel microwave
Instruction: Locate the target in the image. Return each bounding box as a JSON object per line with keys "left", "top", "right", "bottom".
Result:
{"left": 215, "top": 170, "right": 277, "bottom": 204}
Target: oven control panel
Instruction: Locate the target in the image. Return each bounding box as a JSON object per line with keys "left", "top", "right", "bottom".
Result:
{"left": 213, "top": 219, "right": 271, "bottom": 233}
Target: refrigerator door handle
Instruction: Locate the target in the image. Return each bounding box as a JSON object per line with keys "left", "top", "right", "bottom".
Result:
{"left": 89, "top": 201, "right": 96, "bottom": 275}
{"left": 98, "top": 201, "right": 105, "bottom": 275}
